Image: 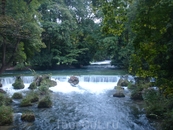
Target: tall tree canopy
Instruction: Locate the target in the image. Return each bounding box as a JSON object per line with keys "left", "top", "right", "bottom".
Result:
{"left": 31, "top": 0, "right": 101, "bottom": 69}
{"left": 129, "top": 0, "right": 173, "bottom": 95}
{"left": 92, "top": 0, "right": 134, "bottom": 68}
{"left": 0, "top": 0, "right": 45, "bottom": 74}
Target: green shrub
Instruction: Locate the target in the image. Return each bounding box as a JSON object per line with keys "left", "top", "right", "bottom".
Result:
{"left": 131, "top": 90, "right": 143, "bottom": 100}
{"left": 161, "top": 110, "right": 173, "bottom": 130}
{"left": 12, "top": 92, "right": 23, "bottom": 99}
{"left": 143, "top": 89, "right": 166, "bottom": 119}
{"left": 0, "top": 105, "right": 13, "bottom": 125}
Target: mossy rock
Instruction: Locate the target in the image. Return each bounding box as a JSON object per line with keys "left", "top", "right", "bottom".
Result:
{"left": 48, "top": 80, "right": 57, "bottom": 87}
{"left": 12, "top": 92, "right": 23, "bottom": 99}
{"left": 0, "top": 93, "right": 12, "bottom": 106}
{"left": 28, "top": 81, "right": 37, "bottom": 89}
{"left": 21, "top": 113, "right": 35, "bottom": 122}
{"left": 38, "top": 84, "right": 50, "bottom": 95}
{"left": 12, "top": 76, "right": 25, "bottom": 89}
{"left": 0, "top": 105, "right": 13, "bottom": 125}
{"left": 30, "top": 96, "right": 39, "bottom": 103}
{"left": 41, "top": 79, "right": 57, "bottom": 87}
{"left": 20, "top": 98, "right": 32, "bottom": 107}
{"left": 38, "top": 96, "right": 52, "bottom": 108}
{"left": 117, "top": 78, "right": 129, "bottom": 86}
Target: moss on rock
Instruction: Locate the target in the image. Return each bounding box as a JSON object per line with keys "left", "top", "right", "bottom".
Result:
{"left": 12, "top": 92, "right": 23, "bottom": 99}
{"left": 0, "top": 105, "right": 13, "bottom": 125}
{"left": 28, "top": 81, "right": 37, "bottom": 89}
{"left": 21, "top": 113, "right": 35, "bottom": 122}
{"left": 12, "top": 76, "right": 25, "bottom": 89}
{"left": 0, "top": 93, "right": 12, "bottom": 106}
{"left": 38, "top": 96, "right": 52, "bottom": 108}
{"left": 20, "top": 98, "right": 32, "bottom": 107}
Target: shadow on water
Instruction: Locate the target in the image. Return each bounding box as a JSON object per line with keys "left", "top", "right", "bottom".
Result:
{"left": 2, "top": 68, "right": 127, "bottom": 77}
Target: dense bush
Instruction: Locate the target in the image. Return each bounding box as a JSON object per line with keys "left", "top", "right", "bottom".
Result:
{"left": 143, "top": 89, "right": 166, "bottom": 119}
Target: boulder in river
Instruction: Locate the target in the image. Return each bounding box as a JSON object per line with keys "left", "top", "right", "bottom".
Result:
{"left": 12, "top": 76, "right": 25, "bottom": 89}
{"left": 38, "top": 96, "right": 52, "bottom": 108}
{"left": 33, "top": 75, "right": 57, "bottom": 88}
{"left": 28, "top": 81, "right": 37, "bottom": 89}
{"left": 117, "top": 77, "right": 129, "bottom": 86}
{"left": 12, "top": 92, "right": 23, "bottom": 99}
{"left": 68, "top": 76, "right": 79, "bottom": 86}
{"left": 21, "top": 113, "right": 35, "bottom": 122}
{"left": 113, "top": 86, "right": 125, "bottom": 97}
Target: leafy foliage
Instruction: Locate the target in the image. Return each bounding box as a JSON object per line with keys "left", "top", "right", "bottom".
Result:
{"left": 0, "top": 0, "right": 45, "bottom": 74}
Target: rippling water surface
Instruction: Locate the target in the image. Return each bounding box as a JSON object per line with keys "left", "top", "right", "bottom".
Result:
{"left": 0, "top": 75, "right": 156, "bottom": 130}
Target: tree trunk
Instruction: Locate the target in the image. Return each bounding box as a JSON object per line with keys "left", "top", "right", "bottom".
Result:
{"left": 1, "top": 0, "right": 6, "bottom": 16}
{"left": 0, "top": 37, "right": 19, "bottom": 75}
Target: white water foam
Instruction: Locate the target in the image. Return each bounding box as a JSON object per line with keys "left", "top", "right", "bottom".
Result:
{"left": 1, "top": 76, "right": 119, "bottom": 96}
{"left": 2, "top": 83, "right": 30, "bottom": 96}
{"left": 49, "top": 81, "right": 117, "bottom": 94}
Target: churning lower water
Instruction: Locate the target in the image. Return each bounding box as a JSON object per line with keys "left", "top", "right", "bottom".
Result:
{"left": 0, "top": 75, "right": 156, "bottom": 130}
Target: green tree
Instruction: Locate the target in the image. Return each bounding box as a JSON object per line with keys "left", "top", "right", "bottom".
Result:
{"left": 32, "top": 0, "right": 100, "bottom": 69}
{"left": 129, "top": 0, "right": 173, "bottom": 83}
{"left": 129, "top": 1, "right": 173, "bottom": 128}
{"left": 0, "top": 0, "right": 45, "bottom": 74}
{"left": 92, "top": 0, "right": 134, "bottom": 68}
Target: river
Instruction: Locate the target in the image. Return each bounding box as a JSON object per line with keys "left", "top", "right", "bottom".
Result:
{"left": 0, "top": 61, "right": 156, "bottom": 130}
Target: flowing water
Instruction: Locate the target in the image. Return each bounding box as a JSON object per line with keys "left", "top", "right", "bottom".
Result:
{"left": 0, "top": 75, "right": 156, "bottom": 130}
{"left": 0, "top": 61, "right": 156, "bottom": 130}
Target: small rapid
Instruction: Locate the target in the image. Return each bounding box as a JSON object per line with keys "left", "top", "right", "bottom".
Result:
{"left": 0, "top": 75, "right": 155, "bottom": 130}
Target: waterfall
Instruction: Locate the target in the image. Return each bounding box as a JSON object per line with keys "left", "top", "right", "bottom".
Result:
{"left": 1, "top": 76, "right": 34, "bottom": 86}
{"left": 51, "top": 75, "right": 120, "bottom": 83}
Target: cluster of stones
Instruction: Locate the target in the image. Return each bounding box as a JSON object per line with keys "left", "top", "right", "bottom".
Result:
{"left": 5, "top": 75, "right": 57, "bottom": 123}
{"left": 0, "top": 75, "right": 80, "bottom": 124}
